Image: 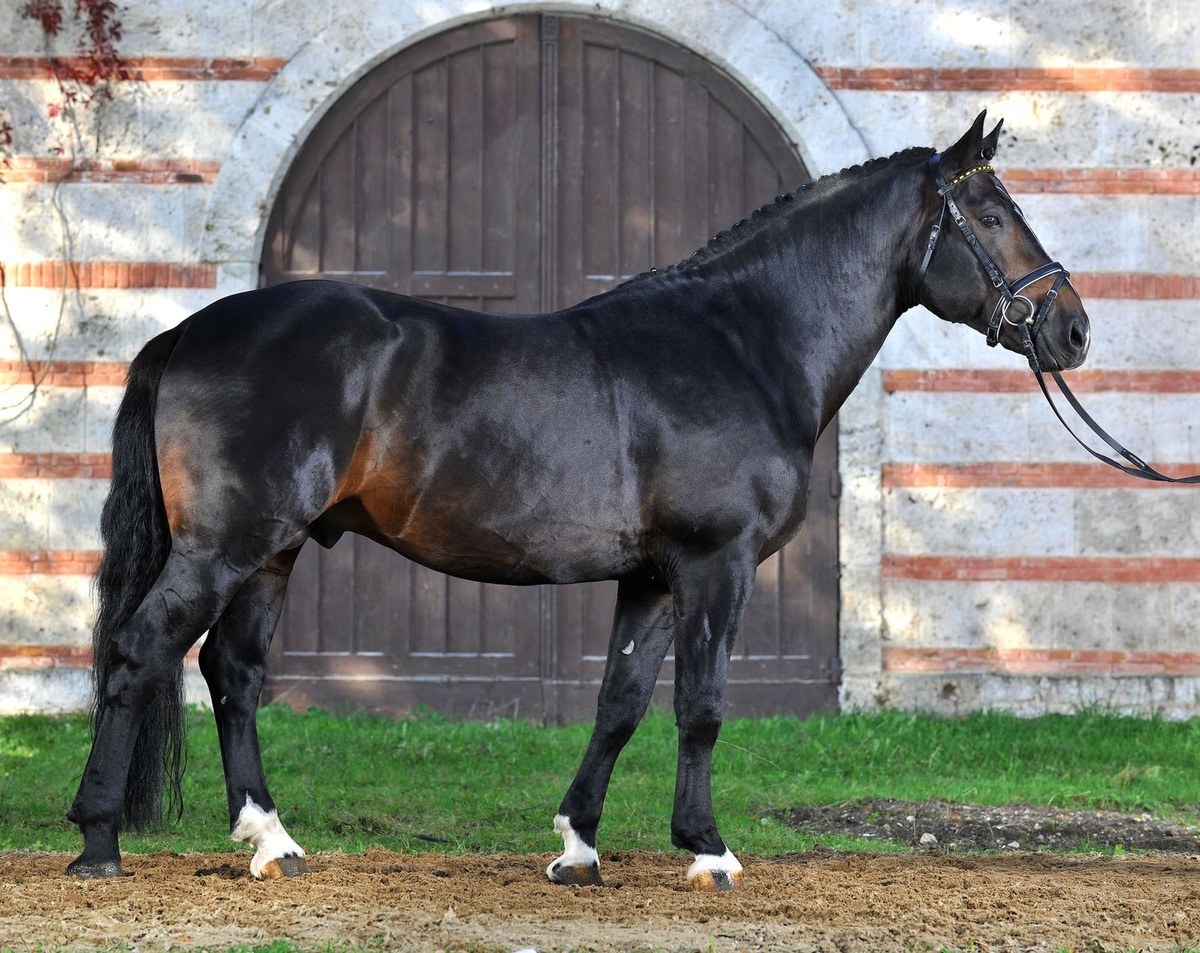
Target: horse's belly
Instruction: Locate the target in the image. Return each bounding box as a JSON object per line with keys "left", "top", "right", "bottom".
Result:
{"left": 344, "top": 475, "right": 637, "bottom": 586}
{"left": 391, "top": 514, "right": 636, "bottom": 585}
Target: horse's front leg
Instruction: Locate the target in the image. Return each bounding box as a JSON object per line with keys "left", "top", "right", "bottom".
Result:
{"left": 199, "top": 550, "right": 307, "bottom": 879}
{"left": 669, "top": 550, "right": 756, "bottom": 890}
{"left": 548, "top": 578, "right": 674, "bottom": 886}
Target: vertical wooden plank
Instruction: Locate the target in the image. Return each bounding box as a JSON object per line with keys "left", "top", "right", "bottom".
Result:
{"left": 481, "top": 585, "right": 541, "bottom": 667}
{"left": 581, "top": 41, "right": 617, "bottom": 283}
{"left": 680, "top": 79, "right": 710, "bottom": 260}
{"left": 280, "top": 544, "right": 321, "bottom": 655}
{"left": 413, "top": 58, "right": 449, "bottom": 274}
{"left": 319, "top": 133, "right": 356, "bottom": 273}
{"left": 410, "top": 563, "right": 448, "bottom": 654}
{"left": 285, "top": 179, "right": 321, "bottom": 274}
{"left": 353, "top": 536, "right": 406, "bottom": 656}
{"left": 652, "top": 63, "right": 687, "bottom": 267}
{"left": 552, "top": 17, "right": 582, "bottom": 310}
{"left": 317, "top": 539, "right": 356, "bottom": 654}
{"left": 481, "top": 585, "right": 514, "bottom": 657}
{"left": 741, "top": 551, "right": 781, "bottom": 660}
{"left": 481, "top": 39, "right": 516, "bottom": 277}
{"left": 448, "top": 45, "right": 483, "bottom": 274}
{"left": 389, "top": 75, "right": 414, "bottom": 293}
{"left": 355, "top": 95, "right": 391, "bottom": 274}
{"left": 580, "top": 581, "right": 618, "bottom": 659}
{"left": 616, "top": 49, "right": 652, "bottom": 277}
{"left": 446, "top": 576, "right": 483, "bottom": 655}
{"left": 743, "top": 131, "right": 782, "bottom": 211}
{"left": 707, "top": 98, "right": 743, "bottom": 234}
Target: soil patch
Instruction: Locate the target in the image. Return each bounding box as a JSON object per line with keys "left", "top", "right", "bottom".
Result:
{"left": 779, "top": 797, "right": 1200, "bottom": 854}
{"left": 4, "top": 845, "right": 1200, "bottom": 952}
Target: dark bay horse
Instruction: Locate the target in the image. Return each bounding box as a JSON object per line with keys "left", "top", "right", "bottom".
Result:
{"left": 67, "top": 112, "right": 1089, "bottom": 888}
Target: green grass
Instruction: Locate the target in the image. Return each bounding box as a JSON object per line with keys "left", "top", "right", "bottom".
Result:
{"left": 3, "top": 705, "right": 1200, "bottom": 858}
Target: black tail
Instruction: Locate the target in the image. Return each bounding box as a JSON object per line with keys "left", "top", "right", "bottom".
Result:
{"left": 92, "top": 320, "right": 189, "bottom": 831}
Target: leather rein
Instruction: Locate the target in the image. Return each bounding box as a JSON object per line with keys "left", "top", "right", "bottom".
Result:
{"left": 917, "top": 152, "right": 1200, "bottom": 485}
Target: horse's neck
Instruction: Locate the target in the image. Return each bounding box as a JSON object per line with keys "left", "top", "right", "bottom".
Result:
{"left": 702, "top": 166, "right": 927, "bottom": 431}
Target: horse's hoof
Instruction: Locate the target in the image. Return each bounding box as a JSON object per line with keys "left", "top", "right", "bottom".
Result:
{"left": 67, "top": 857, "right": 130, "bottom": 879}
{"left": 547, "top": 859, "right": 604, "bottom": 887}
{"left": 258, "top": 855, "right": 309, "bottom": 879}
{"left": 689, "top": 867, "right": 742, "bottom": 891}
{"left": 687, "top": 851, "right": 743, "bottom": 891}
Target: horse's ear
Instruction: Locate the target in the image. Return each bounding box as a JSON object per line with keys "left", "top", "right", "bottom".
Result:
{"left": 980, "top": 117, "right": 1004, "bottom": 161}
{"left": 940, "top": 110, "right": 995, "bottom": 175}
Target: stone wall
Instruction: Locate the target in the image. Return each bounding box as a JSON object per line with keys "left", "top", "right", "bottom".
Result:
{"left": 1, "top": 0, "right": 1197, "bottom": 715}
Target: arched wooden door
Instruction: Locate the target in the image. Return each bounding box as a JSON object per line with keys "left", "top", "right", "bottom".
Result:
{"left": 260, "top": 14, "right": 839, "bottom": 720}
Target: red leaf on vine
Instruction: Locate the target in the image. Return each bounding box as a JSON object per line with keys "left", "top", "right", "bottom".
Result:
{"left": 21, "top": 0, "right": 130, "bottom": 122}
{"left": 22, "top": 0, "right": 64, "bottom": 36}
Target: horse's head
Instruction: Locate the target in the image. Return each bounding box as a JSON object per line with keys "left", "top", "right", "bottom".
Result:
{"left": 915, "top": 111, "right": 1090, "bottom": 372}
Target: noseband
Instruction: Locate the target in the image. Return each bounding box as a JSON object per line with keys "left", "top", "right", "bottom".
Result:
{"left": 916, "top": 153, "right": 1200, "bottom": 485}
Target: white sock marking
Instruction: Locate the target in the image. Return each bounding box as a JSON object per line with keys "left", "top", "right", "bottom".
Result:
{"left": 546, "top": 814, "right": 600, "bottom": 880}
{"left": 230, "top": 795, "right": 305, "bottom": 879}
{"left": 687, "top": 849, "right": 742, "bottom": 882}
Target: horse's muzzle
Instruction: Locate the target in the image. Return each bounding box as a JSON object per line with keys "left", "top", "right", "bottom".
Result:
{"left": 1044, "top": 310, "right": 1090, "bottom": 372}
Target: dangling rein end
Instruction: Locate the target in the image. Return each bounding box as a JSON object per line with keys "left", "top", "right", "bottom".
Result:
{"left": 1021, "top": 324, "right": 1200, "bottom": 485}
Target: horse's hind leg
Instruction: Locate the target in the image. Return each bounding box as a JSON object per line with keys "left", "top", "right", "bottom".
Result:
{"left": 67, "top": 549, "right": 245, "bottom": 877}
{"left": 548, "top": 578, "right": 673, "bottom": 887}
{"left": 198, "top": 548, "right": 306, "bottom": 880}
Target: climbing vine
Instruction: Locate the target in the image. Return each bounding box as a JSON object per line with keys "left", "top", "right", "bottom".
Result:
{"left": 21, "top": 0, "right": 132, "bottom": 151}
{"left": 0, "top": 0, "right": 131, "bottom": 419}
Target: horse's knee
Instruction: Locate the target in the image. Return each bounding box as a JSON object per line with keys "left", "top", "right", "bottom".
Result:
{"left": 676, "top": 696, "right": 723, "bottom": 745}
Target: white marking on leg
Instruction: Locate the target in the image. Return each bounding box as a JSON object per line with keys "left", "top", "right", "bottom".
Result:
{"left": 546, "top": 813, "right": 600, "bottom": 881}
{"left": 621, "top": 640, "right": 635, "bottom": 655}
{"left": 230, "top": 795, "right": 305, "bottom": 879}
{"left": 687, "top": 849, "right": 743, "bottom": 886}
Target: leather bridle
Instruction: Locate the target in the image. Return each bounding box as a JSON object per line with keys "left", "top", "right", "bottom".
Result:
{"left": 915, "top": 153, "right": 1071, "bottom": 355}
{"left": 916, "top": 152, "right": 1200, "bottom": 484}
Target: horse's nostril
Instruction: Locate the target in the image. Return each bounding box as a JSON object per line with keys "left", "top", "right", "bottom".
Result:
{"left": 1070, "top": 317, "right": 1089, "bottom": 351}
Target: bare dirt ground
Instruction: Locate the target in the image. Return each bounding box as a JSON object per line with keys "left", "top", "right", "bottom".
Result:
{"left": 5, "top": 802, "right": 1200, "bottom": 952}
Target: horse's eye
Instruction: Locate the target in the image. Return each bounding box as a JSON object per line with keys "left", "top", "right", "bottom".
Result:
{"left": 980, "top": 213, "right": 1002, "bottom": 229}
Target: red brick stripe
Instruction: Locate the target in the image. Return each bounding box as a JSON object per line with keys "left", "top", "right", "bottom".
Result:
{"left": 883, "top": 462, "right": 1200, "bottom": 489}
{"left": 1, "top": 261, "right": 216, "bottom": 288}
{"left": 2, "top": 158, "right": 219, "bottom": 184}
{"left": 0, "top": 56, "right": 287, "bottom": 81}
{"left": 883, "top": 554, "right": 1200, "bottom": 583}
{"left": 0, "top": 645, "right": 200, "bottom": 670}
{"left": 814, "top": 66, "right": 1200, "bottom": 93}
{"left": 14, "top": 61, "right": 1194, "bottom": 90}
{"left": 0, "top": 551, "right": 101, "bottom": 575}
{"left": 0, "top": 645, "right": 92, "bottom": 670}
{"left": 1075, "top": 273, "right": 1200, "bottom": 299}
{"left": 882, "top": 369, "right": 1200, "bottom": 393}
{"left": 0, "top": 361, "right": 128, "bottom": 387}
{"left": 1003, "top": 168, "right": 1200, "bottom": 195}
{"left": 0, "top": 453, "right": 112, "bottom": 479}
{"left": 4, "top": 160, "right": 1193, "bottom": 194}
{"left": 884, "top": 646, "right": 1200, "bottom": 676}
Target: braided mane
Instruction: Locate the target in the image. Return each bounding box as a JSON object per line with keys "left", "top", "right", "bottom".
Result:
{"left": 639, "top": 144, "right": 936, "bottom": 279}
